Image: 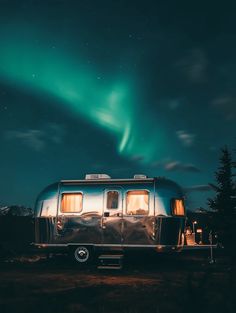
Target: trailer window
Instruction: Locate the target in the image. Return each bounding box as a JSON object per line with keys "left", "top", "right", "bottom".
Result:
{"left": 126, "top": 190, "right": 149, "bottom": 215}
{"left": 172, "top": 199, "right": 185, "bottom": 216}
{"left": 107, "top": 191, "right": 119, "bottom": 209}
{"left": 41, "top": 199, "right": 57, "bottom": 217}
{"left": 61, "top": 193, "right": 83, "bottom": 213}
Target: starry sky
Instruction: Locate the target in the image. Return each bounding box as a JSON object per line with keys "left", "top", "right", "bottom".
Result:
{"left": 0, "top": 0, "right": 235, "bottom": 209}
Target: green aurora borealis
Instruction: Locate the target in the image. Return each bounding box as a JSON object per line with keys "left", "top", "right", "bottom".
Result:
{"left": 0, "top": 27, "right": 164, "bottom": 163}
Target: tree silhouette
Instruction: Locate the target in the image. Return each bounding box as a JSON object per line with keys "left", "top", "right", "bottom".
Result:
{"left": 208, "top": 146, "right": 236, "bottom": 250}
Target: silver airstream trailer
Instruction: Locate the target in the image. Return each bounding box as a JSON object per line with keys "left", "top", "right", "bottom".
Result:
{"left": 34, "top": 174, "right": 186, "bottom": 263}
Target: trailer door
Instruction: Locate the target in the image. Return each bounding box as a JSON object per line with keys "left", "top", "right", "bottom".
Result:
{"left": 122, "top": 189, "right": 156, "bottom": 245}
{"left": 101, "top": 187, "right": 123, "bottom": 245}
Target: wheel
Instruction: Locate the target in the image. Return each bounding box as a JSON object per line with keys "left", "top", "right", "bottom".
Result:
{"left": 73, "top": 246, "right": 93, "bottom": 264}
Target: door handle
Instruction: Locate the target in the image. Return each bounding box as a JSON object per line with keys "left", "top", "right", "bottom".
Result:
{"left": 100, "top": 217, "right": 106, "bottom": 229}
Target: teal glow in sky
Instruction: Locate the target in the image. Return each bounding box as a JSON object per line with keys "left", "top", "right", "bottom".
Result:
{"left": 0, "top": 27, "right": 164, "bottom": 163}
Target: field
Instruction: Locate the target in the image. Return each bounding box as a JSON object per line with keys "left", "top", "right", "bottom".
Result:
{"left": 0, "top": 250, "right": 235, "bottom": 313}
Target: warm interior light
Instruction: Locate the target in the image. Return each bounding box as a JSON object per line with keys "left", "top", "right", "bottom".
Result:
{"left": 126, "top": 190, "right": 149, "bottom": 215}
{"left": 172, "top": 199, "right": 185, "bottom": 216}
{"left": 61, "top": 193, "right": 83, "bottom": 213}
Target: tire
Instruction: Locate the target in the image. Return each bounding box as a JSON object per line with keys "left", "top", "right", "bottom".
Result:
{"left": 73, "top": 246, "right": 93, "bottom": 265}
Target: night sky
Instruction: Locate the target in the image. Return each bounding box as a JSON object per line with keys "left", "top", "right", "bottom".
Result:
{"left": 0, "top": 0, "right": 235, "bottom": 209}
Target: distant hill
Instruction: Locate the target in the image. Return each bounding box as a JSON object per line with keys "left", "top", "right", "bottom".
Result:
{"left": 0, "top": 205, "right": 33, "bottom": 216}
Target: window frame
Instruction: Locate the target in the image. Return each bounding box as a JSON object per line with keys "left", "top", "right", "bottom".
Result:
{"left": 125, "top": 189, "right": 150, "bottom": 216}
{"left": 106, "top": 190, "right": 120, "bottom": 210}
{"left": 60, "top": 192, "right": 84, "bottom": 214}
{"left": 171, "top": 198, "right": 185, "bottom": 216}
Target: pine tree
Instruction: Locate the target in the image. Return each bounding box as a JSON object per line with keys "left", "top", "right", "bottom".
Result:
{"left": 208, "top": 146, "right": 236, "bottom": 249}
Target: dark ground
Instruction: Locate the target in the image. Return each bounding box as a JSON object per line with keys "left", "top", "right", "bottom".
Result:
{"left": 0, "top": 249, "right": 235, "bottom": 313}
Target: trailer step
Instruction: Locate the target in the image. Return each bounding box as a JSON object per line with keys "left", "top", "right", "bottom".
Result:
{"left": 97, "top": 254, "right": 124, "bottom": 270}
{"left": 97, "top": 265, "right": 122, "bottom": 270}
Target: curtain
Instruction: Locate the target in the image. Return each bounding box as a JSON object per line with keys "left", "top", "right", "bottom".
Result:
{"left": 174, "top": 199, "right": 185, "bottom": 215}
{"left": 126, "top": 190, "right": 149, "bottom": 215}
{"left": 61, "top": 193, "right": 83, "bottom": 213}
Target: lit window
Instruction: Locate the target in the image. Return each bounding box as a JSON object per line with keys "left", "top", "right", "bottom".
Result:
{"left": 126, "top": 190, "right": 149, "bottom": 215}
{"left": 107, "top": 191, "right": 119, "bottom": 209}
{"left": 61, "top": 193, "right": 83, "bottom": 213}
{"left": 172, "top": 199, "right": 185, "bottom": 216}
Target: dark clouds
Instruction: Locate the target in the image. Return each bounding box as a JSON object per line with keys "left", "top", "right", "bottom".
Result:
{"left": 175, "top": 49, "right": 208, "bottom": 83}
{"left": 176, "top": 130, "right": 196, "bottom": 147}
{"left": 212, "top": 96, "right": 236, "bottom": 120}
{"left": 184, "top": 185, "right": 213, "bottom": 193}
{"left": 151, "top": 160, "right": 200, "bottom": 173}
{"left": 4, "top": 124, "right": 65, "bottom": 152}
{"left": 165, "top": 162, "right": 201, "bottom": 173}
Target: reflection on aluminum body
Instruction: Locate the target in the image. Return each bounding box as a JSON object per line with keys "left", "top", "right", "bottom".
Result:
{"left": 34, "top": 175, "right": 186, "bottom": 253}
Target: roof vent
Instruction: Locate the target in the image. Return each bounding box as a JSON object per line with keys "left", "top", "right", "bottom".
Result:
{"left": 85, "top": 174, "right": 111, "bottom": 180}
{"left": 134, "top": 174, "right": 148, "bottom": 179}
